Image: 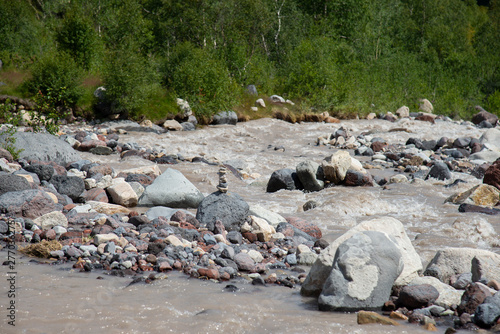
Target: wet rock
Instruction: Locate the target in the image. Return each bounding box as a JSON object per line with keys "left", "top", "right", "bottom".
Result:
{"left": 12, "top": 132, "right": 81, "bottom": 165}
{"left": 357, "top": 311, "right": 400, "bottom": 326}
{"left": 302, "top": 217, "right": 421, "bottom": 297}
{"left": 139, "top": 168, "right": 204, "bottom": 208}
{"left": 296, "top": 160, "right": 324, "bottom": 191}
{"left": 344, "top": 170, "right": 374, "bottom": 187}
{"left": 212, "top": 111, "right": 237, "bottom": 125}
{"left": 458, "top": 203, "right": 500, "bottom": 215}
{"left": 426, "top": 162, "right": 451, "bottom": 180}
{"left": 483, "top": 158, "right": 500, "bottom": 191}
{"left": 415, "top": 115, "right": 435, "bottom": 124}
{"left": 474, "top": 292, "right": 500, "bottom": 329}
{"left": 318, "top": 231, "right": 403, "bottom": 311}
{"left": 458, "top": 282, "right": 493, "bottom": 315}
{"left": 397, "top": 284, "right": 439, "bottom": 309}
{"left": 196, "top": 191, "right": 249, "bottom": 232}
{"left": 409, "top": 276, "right": 463, "bottom": 308}
{"left": 198, "top": 267, "right": 220, "bottom": 280}
{"left": 24, "top": 164, "right": 54, "bottom": 181}
{"left": 472, "top": 253, "right": 500, "bottom": 283}
{"left": 0, "top": 174, "right": 31, "bottom": 195}
{"left": 90, "top": 146, "right": 113, "bottom": 155}
{"left": 445, "top": 184, "right": 500, "bottom": 206}
{"left": 322, "top": 150, "right": 352, "bottom": 184}
{"left": 266, "top": 168, "right": 303, "bottom": 192}
{"left": 286, "top": 217, "right": 322, "bottom": 239}
{"left": 49, "top": 175, "right": 85, "bottom": 201}
{"left": 107, "top": 182, "right": 138, "bottom": 207}
{"left": 0, "top": 189, "right": 61, "bottom": 218}
{"left": 303, "top": 200, "right": 318, "bottom": 211}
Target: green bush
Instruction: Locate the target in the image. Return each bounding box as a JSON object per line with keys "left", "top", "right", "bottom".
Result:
{"left": 97, "top": 47, "right": 159, "bottom": 118}
{"left": 164, "top": 43, "right": 238, "bottom": 118}
{"left": 25, "top": 52, "right": 83, "bottom": 107}
{"left": 56, "top": 11, "right": 99, "bottom": 70}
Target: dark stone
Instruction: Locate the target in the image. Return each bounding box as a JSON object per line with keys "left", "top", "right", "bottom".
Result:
{"left": 0, "top": 174, "right": 31, "bottom": 196}
{"left": 397, "top": 284, "right": 440, "bottom": 309}
{"left": 474, "top": 292, "right": 500, "bottom": 329}
{"left": 459, "top": 203, "right": 500, "bottom": 215}
{"left": 420, "top": 140, "right": 437, "bottom": 151}
{"left": 203, "top": 233, "right": 217, "bottom": 245}
{"left": 49, "top": 175, "right": 85, "bottom": 201}
{"left": 471, "top": 163, "right": 490, "bottom": 179}
{"left": 128, "top": 215, "right": 150, "bottom": 227}
{"left": 314, "top": 239, "right": 329, "bottom": 249}
{"left": 24, "top": 164, "right": 54, "bottom": 181}
{"left": 212, "top": 111, "right": 237, "bottom": 125}
{"left": 0, "top": 220, "right": 8, "bottom": 234}
{"left": 426, "top": 162, "right": 452, "bottom": 180}
{"left": 458, "top": 283, "right": 493, "bottom": 315}
{"left": 478, "top": 120, "right": 493, "bottom": 128}
{"left": 90, "top": 146, "right": 113, "bottom": 155}
{"left": 154, "top": 155, "right": 178, "bottom": 164}
{"left": 370, "top": 141, "right": 387, "bottom": 152}
{"left": 453, "top": 137, "right": 472, "bottom": 149}
{"left": 0, "top": 189, "right": 61, "bottom": 218}
{"left": 226, "top": 231, "right": 243, "bottom": 244}
{"left": 344, "top": 170, "right": 374, "bottom": 187}
{"left": 124, "top": 173, "right": 153, "bottom": 186}
{"left": 303, "top": 200, "right": 318, "bottom": 211}
{"left": 181, "top": 122, "right": 195, "bottom": 131}
{"left": 86, "top": 164, "right": 113, "bottom": 178}
{"left": 415, "top": 115, "right": 435, "bottom": 124}
{"left": 483, "top": 159, "right": 500, "bottom": 191}
{"left": 148, "top": 242, "right": 166, "bottom": 255}
{"left": 442, "top": 149, "right": 464, "bottom": 159}
{"left": 83, "top": 188, "right": 108, "bottom": 203}
{"left": 472, "top": 108, "right": 498, "bottom": 127}
{"left": 196, "top": 192, "right": 249, "bottom": 232}
{"left": 266, "top": 168, "right": 303, "bottom": 192}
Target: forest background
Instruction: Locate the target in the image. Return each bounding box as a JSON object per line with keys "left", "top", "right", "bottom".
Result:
{"left": 1, "top": 0, "right": 499, "bottom": 123}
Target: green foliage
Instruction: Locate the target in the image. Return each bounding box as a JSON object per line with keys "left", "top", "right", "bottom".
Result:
{"left": 98, "top": 47, "right": 159, "bottom": 117}
{"left": 0, "top": 99, "right": 24, "bottom": 159}
{"left": 25, "top": 52, "right": 82, "bottom": 107}
{"left": 164, "top": 43, "right": 237, "bottom": 118}
{"left": 30, "top": 89, "right": 71, "bottom": 135}
{"left": 56, "top": 9, "right": 99, "bottom": 70}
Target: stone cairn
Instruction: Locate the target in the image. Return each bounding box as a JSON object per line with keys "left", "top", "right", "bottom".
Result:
{"left": 217, "top": 165, "right": 228, "bottom": 193}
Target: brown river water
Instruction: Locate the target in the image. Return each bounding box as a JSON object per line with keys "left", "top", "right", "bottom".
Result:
{"left": 1, "top": 117, "right": 499, "bottom": 333}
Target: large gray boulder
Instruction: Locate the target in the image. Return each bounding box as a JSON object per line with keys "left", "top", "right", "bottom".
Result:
{"left": 10, "top": 132, "right": 81, "bottom": 165}
{"left": 296, "top": 161, "right": 324, "bottom": 191}
{"left": 318, "top": 231, "right": 403, "bottom": 311}
{"left": 423, "top": 247, "right": 500, "bottom": 283}
{"left": 212, "top": 111, "right": 237, "bottom": 125}
{"left": 49, "top": 175, "right": 85, "bottom": 201}
{"left": 196, "top": 191, "right": 249, "bottom": 231}
{"left": 0, "top": 189, "right": 61, "bottom": 218}
{"left": 0, "top": 174, "right": 31, "bottom": 195}
{"left": 301, "top": 217, "right": 421, "bottom": 297}
{"left": 139, "top": 168, "right": 204, "bottom": 208}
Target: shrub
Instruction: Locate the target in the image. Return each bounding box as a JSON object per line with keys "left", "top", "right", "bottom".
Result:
{"left": 164, "top": 42, "right": 238, "bottom": 118}
{"left": 25, "top": 52, "right": 82, "bottom": 107}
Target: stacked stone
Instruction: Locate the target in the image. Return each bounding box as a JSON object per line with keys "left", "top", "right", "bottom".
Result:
{"left": 217, "top": 165, "right": 228, "bottom": 193}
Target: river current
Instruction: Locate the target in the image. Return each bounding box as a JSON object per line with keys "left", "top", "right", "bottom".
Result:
{"left": 2, "top": 117, "right": 498, "bottom": 333}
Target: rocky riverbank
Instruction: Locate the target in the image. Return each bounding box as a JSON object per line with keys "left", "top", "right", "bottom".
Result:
{"left": 1, "top": 101, "right": 500, "bottom": 332}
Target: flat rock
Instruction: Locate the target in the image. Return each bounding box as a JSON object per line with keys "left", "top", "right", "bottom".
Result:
{"left": 248, "top": 205, "right": 286, "bottom": 227}
{"left": 10, "top": 132, "right": 81, "bottom": 165}
{"left": 33, "top": 211, "right": 68, "bottom": 230}
{"left": 139, "top": 168, "right": 204, "bottom": 208}
{"left": 86, "top": 201, "right": 130, "bottom": 215}
{"left": 318, "top": 231, "right": 403, "bottom": 311}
